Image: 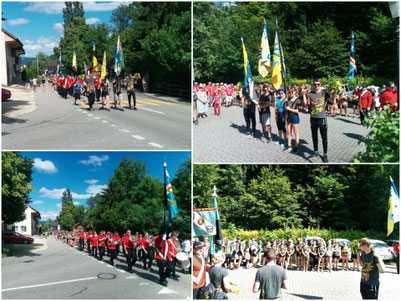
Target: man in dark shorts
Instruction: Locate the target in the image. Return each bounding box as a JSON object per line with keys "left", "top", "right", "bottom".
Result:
{"left": 253, "top": 248, "right": 287, "bottom": 299}
{"left": 302, "top": 78, "right": 331, "bottom": 162}
{"left": 125, "top": 73, "right": 138, "bottom": 110}
{"left": 359, "top": 238, "right": 385, "bottom": 299}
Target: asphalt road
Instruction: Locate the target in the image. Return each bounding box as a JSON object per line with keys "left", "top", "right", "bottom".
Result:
{"left": 2, "top": 237, "right": 191, "bottom": 299}
{"left": 2, "top": 85, "right": 191, "bottom": 150}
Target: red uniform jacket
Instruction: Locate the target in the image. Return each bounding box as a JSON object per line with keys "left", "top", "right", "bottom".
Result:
{"left": 359, "top": 90, "right": 372, "bottom": 109}
{"left": 154, "top": 235, "right": 168, "bottom": 261}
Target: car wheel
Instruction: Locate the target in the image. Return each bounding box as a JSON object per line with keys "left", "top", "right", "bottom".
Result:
{"left": 23, "top": 239, "right": 28, "bottom": 244}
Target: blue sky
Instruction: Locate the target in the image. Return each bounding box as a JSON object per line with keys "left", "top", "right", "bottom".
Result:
{"left": 2, "top": 1, "right": 129, "bottom": 57}
{"left": 20, "top": 151, "right": 191, "bottom": 221}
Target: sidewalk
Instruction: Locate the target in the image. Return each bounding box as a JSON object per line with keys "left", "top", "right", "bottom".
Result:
{"left": 2, "top": 86, "right": 37, "bottom": 120}
{"left": 2, "top": 236, "right": 48, "bottom": 258}
{"left": 136, "top": 91, "right": 189, "bottom": 104}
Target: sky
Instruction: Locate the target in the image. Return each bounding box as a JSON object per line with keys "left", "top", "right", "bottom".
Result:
{"left": 20, "top": 151, "right": 191, "bottom": 221}
{"left": 1, "top": 1, "right": 130, "bottom": 57}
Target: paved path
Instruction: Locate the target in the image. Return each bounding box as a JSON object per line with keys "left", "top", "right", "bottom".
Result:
{"left": 2, "top": 84, "right": 191, "bottom": 150}
{"left": 219, "top": 263, "right": 399, "bottom": 300}
{"left": 193, "top": 105, "right": 370, "bottom": 163}
{"left": 2, "top": 237, "right": 191, "bottom": 299}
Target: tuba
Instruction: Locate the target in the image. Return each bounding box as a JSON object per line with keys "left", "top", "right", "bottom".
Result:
{"left": 129, "top": 235, "right": 137, "bottom": 242}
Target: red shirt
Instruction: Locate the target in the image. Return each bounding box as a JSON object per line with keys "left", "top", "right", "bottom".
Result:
{"left": 359, "top": 90, "right": 372, "bottom": 109}
{"left": 95, "top": 78, "right": 100, "bottom": 88}
{"left": 78, "top": 232, "right": 84, "bottom": 239}
{"left": 167, "top": 239, "right": 177, "bottom": 258}
{"left": 154, "top": 235, "right": 168, "bottom": 261}
{"left": 91, "top": 236, "right": 98, "bottom": 247}
{"left": 226, "top": 87, "right": 234, "bottom": 96}
{"left": 108, "top": 235, "right": 120, "bottom": 250}
{"left": 85, "top": 233, "right": 92, "bottom": 240}
{"left": 141, "top": 237, "right": 150, "bottom": 249}
{"left": 210, "top": 87, "right": 217, "bottom": 97}
{"left": 122, "top": 235, "right": 134, "bottom": 249}
{"left": 394, "top": 242, "right": 400, "bottom": 255}
{"left": 381, "top": 90, "right": 398, "bottom": 110}
{"left": 98, "top": 235, "right": 106, "bottom": 247}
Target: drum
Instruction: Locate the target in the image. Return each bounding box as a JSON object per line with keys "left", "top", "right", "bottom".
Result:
{"left": 176, "top": 252, "right": 190, "bottom": 269}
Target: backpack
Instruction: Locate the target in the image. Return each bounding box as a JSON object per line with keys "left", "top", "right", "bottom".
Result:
{"left": 197, "top": 282, "right": 227, "bottom": 300}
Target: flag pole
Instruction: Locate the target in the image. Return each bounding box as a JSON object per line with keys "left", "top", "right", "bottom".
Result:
{"left": 163, "top": 159, "right": 167, "bottom": 233}
{"left": 275, "top": 18, "right": 286, "bottom": 89}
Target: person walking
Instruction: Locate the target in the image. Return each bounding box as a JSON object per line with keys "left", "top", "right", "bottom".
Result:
{"left": 242, "top": 87, "right": 256, "bottom": 138}
{"left": 253, "top": 248, "right": 287, "bottom": 299}
{"left": 125, "top": 73, "right": 138, "bottom": 110}
{"left": 359, "top": 84, "right": 372, "bottom": 124}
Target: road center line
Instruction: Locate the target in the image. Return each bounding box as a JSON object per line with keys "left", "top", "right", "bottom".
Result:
{"left": 132, "top": 135, "right": 145, "bottom": 140}
{"left": 148, "top": 142, "right": 163, "bottom": 148}
{"left": 139, "top": 107, "right": 165, "bottom": 115}
{"left": 2, "top": 277, "right": 98, "bottom": 292}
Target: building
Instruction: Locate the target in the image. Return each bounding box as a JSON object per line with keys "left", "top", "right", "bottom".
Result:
{"left": 1, "top": 28, "right": 25, "bottom": 86}
{"left": 42, "top": 60, "right": 58, "bottom": 75}
{"left": 72, "top": 222, "right": 85, "bottom": 233}
{"left": 3, "top": 205, "right": 41, "bottom": 236}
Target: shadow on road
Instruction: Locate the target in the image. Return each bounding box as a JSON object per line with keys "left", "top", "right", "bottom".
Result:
{"left": 344, "top": 132, "right": 364, "bottom": 140}
{"left": 133, "top": 269, "right": 161, "bottom": 285}
{"left": 336, "top": 117, "right": 361, "bottom": 125}
{"left": 288, "top": 293, "right": 323, "bottom": 299}
{"left": 2, "top": 243, "right": 44, "bottom": 258}
{"left": 2, "top": 115, "right": 27, "bottom": 125}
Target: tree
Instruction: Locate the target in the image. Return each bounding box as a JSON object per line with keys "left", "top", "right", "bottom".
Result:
{"left": 63, "top": 2, "right": 84, "bottom": 28}
{"left": 2, "top": 152, "right": 34, "bottom": 224}
{"left": 58, "top": 189, "right": 75, "bottom": 230}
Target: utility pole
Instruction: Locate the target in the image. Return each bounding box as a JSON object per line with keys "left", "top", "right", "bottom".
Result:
{"left": 36, "top": 54, "right": 39, "bottom": 76}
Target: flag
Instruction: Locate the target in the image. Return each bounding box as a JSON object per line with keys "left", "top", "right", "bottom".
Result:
{"left": 241, "top": 37, "right": 257, "bottom": 103}
{"left": 349, "top": 31, "right": 357, "bottom": 81}
{"left": 212, "top": 186, "right": 223, "bottom": 246}
{"left": 100, "top": 51, "right": 107, "bottom": 80}
{"left": 57, "top": 47, "right": 62, "bottom": 74}
{"left": 114, "top": 35, "right": 124, "bottom": 76}
{"left": 92, "top": 40, "right": 98, "bottom": 72}
{"left": 271, "top": 31, "right": 282, "bottom": 90}
{"left": 387, "top": 176, "right": 400, "bottom": 236}
{"left": 280, "top": 43, "right": 287, "bottom": 79}
{"left": 164, "top": 162, "right": 178, "bottom": 226}
{"left": 83, "top": 62, "right": 88, "bottom": 75}
{"left": 193, "top": 208, "right": 217, "bottom": 236}
{"left": 258, "top": 18, "right": 271, "bottom": 78}
{"left": 72, "top": 48, "right": 77, "bottom": 72}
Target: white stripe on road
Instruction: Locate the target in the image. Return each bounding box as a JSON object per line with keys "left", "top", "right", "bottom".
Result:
{"left": 117, "top": 269, "right": 126, "bottom": 273}
{"left": 81, "top": 111, "right": 88, "bottom": 114}
{"left": 119, "top": 129, "right": 130, "bottom": 133}
{"left": 93, "top": 117, "right": 100, "bottom": 120}
{"left": 139, "top": 107, "right": 165, "bottom": 115}
{"left": 88, "top": 114, "right": 93, "bottom": 116}
{"left": 126, "top": 275, "right": 138, "bottom": 279}
{"left": 102, "top": 120, "right": 109, "bottom": 123}
{"left": 132, "top": 135, "right": 145, "bottom": 140}
{"left": 111, "top": 124, "right": 116, "bottom": 127}
{"left": 148, "top": 143, "right": 163, "bottom": 148}
{"left": 2, "top": 277, "right": 97, "bottom": 292}
{"left": 139, "top": 282, "right": 149, "bottom": 286}
{"left": 158, "top": 287, "right": 178, "bottom": 294}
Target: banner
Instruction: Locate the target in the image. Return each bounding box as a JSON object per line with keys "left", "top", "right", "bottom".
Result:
{"left": 193, "top": 208, "right": 217, "bottom": 236}
{"left": 258, "top": 18, "right": 271, "bottom": 78}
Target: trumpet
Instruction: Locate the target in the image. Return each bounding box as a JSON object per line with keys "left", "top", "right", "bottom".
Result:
{"left": 129, "top": 235, "right": 137, "bottom": 242}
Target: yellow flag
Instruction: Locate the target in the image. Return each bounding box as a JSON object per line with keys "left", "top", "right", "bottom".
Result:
{"left": 271, "top": 31, "right": 282, "bottom": 90}
{"left": 72, "top": 48, "right": 77, "bottom": 72}
{"left": 258, "top": 19, "right": 271, "bottom": 78}
{"left": 100, "top": 51, "right": 107, "bottom": 80}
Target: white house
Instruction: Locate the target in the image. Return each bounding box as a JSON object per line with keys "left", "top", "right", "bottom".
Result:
{"left": 1, "top": 28, "right": 25, "bottom": 86}
{"left": 4, "top": 205, "right": 41, "bottom": 236}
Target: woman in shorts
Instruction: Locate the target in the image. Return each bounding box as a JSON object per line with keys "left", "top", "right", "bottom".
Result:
{"left": 338, "top": 90, "right": 348, "bottom": 117}
{"left": 325, "top": 240, "right": 333, "bottom": 272}
{"left": 286, "top": 239, "right": 295, "bottom": 270}
{"left": 296, "top": 238, "right": 304, "bottom": 270}
{"left": 278, "top": 240, "right": 287, "bottom": 267}
{"left": 274, "top": 88, "right": 287, "bottom": 147}
{"left": 317, "top": 240, "right": 326, "bottom": 272}
{"left": 100, "top": 78, "right": 111, "bottom": 111}
{"left": 332, "top": 241, "right": 341, "bottom": 271}
{"left": 285, "top": 87, "right": 302, "bottom": 153}
{"left": 341, "top": 242, "right": 350, "bottom": 271}
{"left": 351, "top": 240, "right": 360, "bottom": 271}
{"left": 302, "top": 242, "right": 310, "bottom": 272}
{"left": 41, "top": 75, "right": 46, "bottom": 92}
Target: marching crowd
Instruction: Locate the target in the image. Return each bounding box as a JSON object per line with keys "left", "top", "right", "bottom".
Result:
{"left": 193, "top": 80, "right": 398, "bottom": 162}
{"left": 193, "top": 236, "right": 391, "bottom": 300}
{"left": 51, "top": 229, "right": 191, "bottom": 287}
{"left": 32, "top": 73, "right": 140, "bottom": 112}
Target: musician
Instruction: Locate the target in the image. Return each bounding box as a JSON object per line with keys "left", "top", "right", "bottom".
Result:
{"left": 114, "top": 231, "right": 121, "bottom": 257}
{"left": 193, "top": 241, "right": 211, "bottom": 299}
{"left": 137, "top": 234, "right": 143, "bottom": 261}
{"left": 108, "top": 231, "right": 120, "bottom": 266}
{"left": 106, "top": 231, "right": 112, "bottom": 257}
{"left": 78, "top": 230, "right": 85, "bottom": 251}
{"left": 85, "top": 230, "right": 93, "bottom": 254}
{"left": 91, "top": 232, "right": 99, "bottom": 258}
{"left": 139, "top": 232, "right": 152, "bottom": 270}
{"left": 154, "top": 231, "right": 169, "bottom": 286}
{"left": 98, "top": 231, "right": 107, "bottom": 261}
{"left": 166, "top": 232, "right": 179, "bottom": 281}
{"left": 122, "top": 230, "right": 136, "bottom": 272}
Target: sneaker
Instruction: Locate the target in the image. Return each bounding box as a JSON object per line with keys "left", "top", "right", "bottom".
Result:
{"left": 250, "top": 133, "right": 255, "bottom": 138}
{"left": 280, "top": 141, "right": 288, "bottom": 147}
{"left": 275, "top": 140, "right": 282, "bottom": 145}
{"left": 245, "top": 133, "right": 251, "bottom": 138}
{"left": 322, "top": 154, "right": 328, "bottom": 163}
{"left": 266, "top": 137, "right": 271, "bottom": 143}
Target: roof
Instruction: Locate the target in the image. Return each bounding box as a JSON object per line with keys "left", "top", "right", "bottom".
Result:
{"left": 46, "top": 60, "right": 59, "bottom": 68}
{"left": 73, "top": 222, "right": 84, "bottom": 228}
{"left": 2, "top": 28, "right": 25, "bottom": 55}
{"left": 27, "top": 205, "right": 41, "bottom": 217}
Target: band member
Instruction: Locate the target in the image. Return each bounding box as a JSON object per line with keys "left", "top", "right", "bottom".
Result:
{"left": 154, "top": 231, "right": 169, "bottom": 286}
{"left": 98, "top": 231, "right": 106, "bottom": 261}
{"left": 122, "top": 230, "right": 136, "bottom": 272}
{"left": 108, "top": 231, "right": 120, "bottom": 266}
{"left": 139, "top": 232, "right": 152, "bottom": 270}
{"left": 106, "top": 231, "right": 111, "bottom": 257}
{"left": 166, "top": 231, "right": 179, "bottom": 280}
{"left": 85, "top": 230, "right": 93, "bottom": 254}
{"left": 91, "top": 232, "right": 99, "bottom": 258}
{"left": 193, "top": 241, "right": 210, "bottom": 298}
{"left": 78, "top": 230, "right": 85, "bottom": 251}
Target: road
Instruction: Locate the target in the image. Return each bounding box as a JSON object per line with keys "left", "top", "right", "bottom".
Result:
{"left": 193, "top": 105, "right": 371, "bottom": 163}
{"left": 213, "top": 262, "right": 399, "bottom": 300}
{"left": 2, "top": 85, "right": 191, "bottom": 150}
{"left": 2, "top": 237, "right": 191, "bottom": 299}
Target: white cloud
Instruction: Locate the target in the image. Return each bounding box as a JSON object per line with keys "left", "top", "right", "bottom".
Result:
{"left": 84, "top": 179, "right": 98, "bottom": 184}
{"left": 86, "top": 184, "right": 107, "bottom": 195}
{"left": 23, "top": 39, "right": 34, "bottom": 44}
{"left": 73, "top": 201, "right": 80, "bottom": 206}
{"left": 7, "top": 18, "right": 30, "bottom": 26}
{"left": 24, "top": 2, "right": 131, "bottom": 14}
{"left": 24, "top": 44, "right": 43, "bottom": 51}
{"left": 39, "top": 187, "right": 91, "bottom": 200}
{"left": 53, "top": 23, "right": 64, "bottom": 31}
{"left": 33, "top": 158, "right": 58, "bottom": 174}
{"left": 23, "top": 36, "right": 60, "bottom": 57}
{"left": 31, "top": 200, "right": 43, "bottom": 205}
{"left": 56, "top": 203, "right": 62, "bottom": 208}
{"left": 86, "top": 17, "right": 100, "bottom": 25}
{"left": 40, "top": 210, "right": 59, "bottom": 220}
{"left": 79, "top": 155, "right": 109, "bottom": 167}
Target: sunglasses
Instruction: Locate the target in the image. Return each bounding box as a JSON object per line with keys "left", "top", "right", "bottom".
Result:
{"left": 314, "top": 83, "right": 321, "bottom": 86}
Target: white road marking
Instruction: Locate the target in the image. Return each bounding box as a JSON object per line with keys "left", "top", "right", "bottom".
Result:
{"left": 139, "top": 282, "right": 149, "bottom": 286}
{"left": 117, "top": 269, "right": 126, "bottom": 273}
{"left": 93, "top": 117, "right": 100, "bottom": 120}
{"left": 132, "top": 135, "right": 145, "bottom": 140}
{"left": 111, "top": 124, "right": 116, "bottom": 127}
{"left": 102, "top": 120, "right": 109, "bottom": 123}
{"left": 88, "top": 114, "right": 93, "bottom": 117}
{"left": 158, "top": 287, "right": 178, "bottom": 294}
{"left": 125, "top": 275, "right": 138, "bottom": 279}
{"left": 139, "top": 107, "right": 165, "bottom": 115}
{"left": 121, "top": 129, "right": 130, "bottom": 133}
{"left": 148, "top": 143, "right": 163, "bottom": 148}
{"left": 2, "top": 277, "right": 97, "bottom": 292}
{"left": 81, "top": 111, "right": 88, "bottom": 114}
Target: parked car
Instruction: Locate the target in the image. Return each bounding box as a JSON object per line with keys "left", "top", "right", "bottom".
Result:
{"left": 370, "top": 239, "right": 393, "bottom": 261}
{"left": 384, "top": 240, "right": 399, "bottom": 261}
{"left": 305, "top": 236, "right": 325, "bottom": 246}
{"left": 2, "top": 231, "right": 34, "bottom": 244}
{"left": 330, "top": 238, "right": 352, "bottom": 260}
{"left": 2, "top": 88, "right": 12, "bottom": 101}
{"left": 341, "top": 84, "right": 354, "bottom": 98}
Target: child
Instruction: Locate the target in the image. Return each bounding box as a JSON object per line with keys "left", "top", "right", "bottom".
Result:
{"left": 214, "top": 89, "right": 221, "bottom": 116}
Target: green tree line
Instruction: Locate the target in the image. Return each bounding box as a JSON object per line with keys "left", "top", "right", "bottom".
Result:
{"left": 193, "top": 164, "right": 400, "bottom": 239}
{"left": 55, "top": 1, "right": 190, "bottom": 86}
{"left": 194, "top": 2, "right": 398, "bottom": 84}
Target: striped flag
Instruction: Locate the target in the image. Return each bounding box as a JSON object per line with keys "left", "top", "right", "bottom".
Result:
{"left": 387, "top": 176, "right": 400, "bottom": 236}
{"left": 272, "top": 19, "right": 286, "bottom": 89}
{"left": 193, "top": 209, "right": 217, "bottom": 236}
{"left": 349, "top": 31, "right": 357, "bottom": 81}
{"left": 164, "top": 162, "right": 178, "bottom": 226}
{"left": 258, "top": 18, "right": 271, "bottom": 78}
{"left": 241, "top": 37, "right": 257, "bottom": 103}
{"left": 114, "top": 35, "right": 124, "bottom": 76}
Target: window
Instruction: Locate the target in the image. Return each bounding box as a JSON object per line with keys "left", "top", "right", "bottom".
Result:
{"left": 13, "top": 226, "right": 18, "bottom": 232}
{"left": 20, "top": 226, "right": 27, "bottom": 232}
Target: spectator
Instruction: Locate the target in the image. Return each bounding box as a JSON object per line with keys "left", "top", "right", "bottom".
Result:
{"left": 380, "top": 81, "right": 398, "bottom": 111}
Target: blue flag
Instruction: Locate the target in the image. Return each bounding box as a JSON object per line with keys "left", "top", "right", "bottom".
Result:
{"left": 349, "top": 31, "right": 357, "bottom": 81}
{"left": 57, "top": 47, "right": 62, "bottom": 74}
{"left": 164, "top": 162, "right": 178, "bottom": 226}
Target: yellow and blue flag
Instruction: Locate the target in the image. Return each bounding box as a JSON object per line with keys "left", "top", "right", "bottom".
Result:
{"left": 258, "top": 18, "right": 271, "bottom": 78}
{"left": 387, "top": 176, "right": 400, "bottom": 236}
{"left": 271, "top": 31, "right": 282, "bottom": 90}
{"left": 114, "top": 35, "right": 123, "bottom": 76}
{"left": 57, "top": 47, "right": 62, "bottom": 74}
{"left": 349, "top": 31, "right": 357, "bottom": 81}
{"left": 72, "top": 48, "right": 77, "bottom": 72}
{"left": 100, "top": 51, "right": 107, "bottom": 80}
{"left": 92, "top": 40, "right": 98, "bottom": 72}
{"left": 241, "top": 37, "right": 257, "bottom": 103}
{"left": 164, "top": 162, "right": 178, "bottom": 226}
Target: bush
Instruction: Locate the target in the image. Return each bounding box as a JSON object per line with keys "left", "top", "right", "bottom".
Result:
{"left": 355, "top": 107, "right": 399, "bottom": 162}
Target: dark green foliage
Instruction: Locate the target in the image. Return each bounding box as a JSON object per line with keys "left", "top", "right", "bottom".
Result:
{"left": 1, "top": 152, "right": 34, "bottom": 224}
{"left": 62, "top": 2, "right": 84, "bottom": 28}
{"left": 194, "top": 2, "right": 398, "bottom": 83}
{"left": 193, "top": 165, "right": 399, "bottom": 237}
